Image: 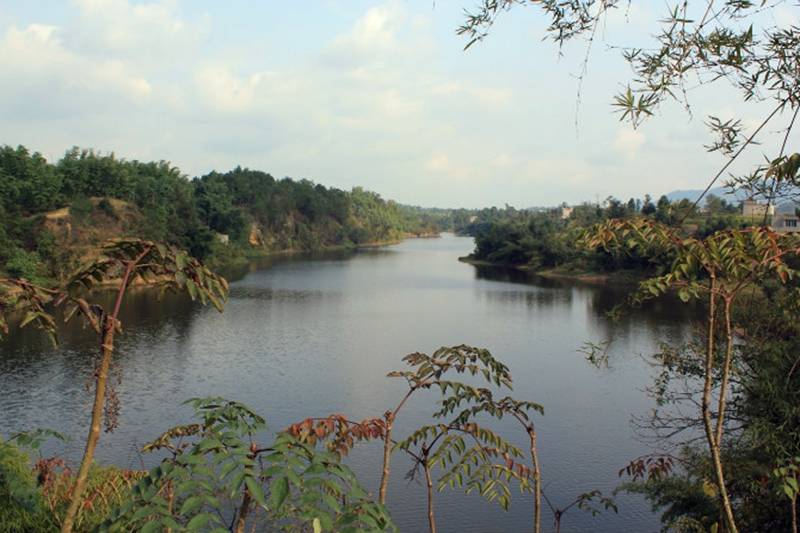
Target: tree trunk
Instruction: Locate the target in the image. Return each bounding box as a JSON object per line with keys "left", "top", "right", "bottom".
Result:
{"left": 379, "top": 419, "right": 393, "bottom": 505}
{"left": 166, "top": 480, "right": 174, "bottom": 533}
{"left": 236, "top": 448, "right": 257, "bottom": 533}
{"left": 235, "top": 485, "right": 252, "bottom": 533}
{"left": 528, "top": 427, "right": 542, "bottom": 533}
{"left": 700, "top": 281, "right": 738, "bottom": 533}
{"left": 61, "top": 257, "right": 140, "bottom": 533}
{"left": 791, "top": 496, "right": 798, "bottom": 533}
{"left": 715, "top": 297, "right": 734, "bottom": 447}
{"left": 379, "top": 389, "right": 414, "bottom": 505}
{"left": 60, "top": 318, "right": 116, "bottom": 533}
{"left": 424, "top": 461, "right": 436, "bottom": 533}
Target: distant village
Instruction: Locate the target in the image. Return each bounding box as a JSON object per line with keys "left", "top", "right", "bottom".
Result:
{"left": 553, "top": 196, "right": 799, "bottom": 233}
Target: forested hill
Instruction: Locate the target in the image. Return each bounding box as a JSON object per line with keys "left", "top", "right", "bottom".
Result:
{"left": 0, "top": 145, "right": 441, "bottom": 283}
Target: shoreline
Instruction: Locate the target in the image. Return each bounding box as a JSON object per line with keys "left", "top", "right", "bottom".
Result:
{"left": 236, "top": 231, "right": 439, "bottom": 259}
{"left": 89, "top": 233, "right": 441, "bottom": 289}
{"left": 457, "top": 256, "right": 643, "bottom": 285}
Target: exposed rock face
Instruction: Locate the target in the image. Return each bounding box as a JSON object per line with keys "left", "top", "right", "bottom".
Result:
{"left": 248, "top": 223, "right": 264, "bottom": 247}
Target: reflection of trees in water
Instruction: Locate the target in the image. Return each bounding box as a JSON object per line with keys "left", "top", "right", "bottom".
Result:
{"left": 472, "top": 265, "right": 574, "bottom": 311}
{"left": 478, "top": 287, "right": 572, "bottom": 311}
{"left": 223, "top": 248, "right": 396, "bottom": 282}
{"left": 472, "top": 265, "right": 566, "bottom": 289}
{"left": 229, "top": 287, "right": 335, "bottom": 303}
{"left": 0, "top": 287, "right": 205, "bottom": 459}
{"left": 470, "top": 262, "right": 701, "bottom": 356}
{"left": 587, "top": 287, "right": 702, "bottom": 358}
{"left": 0, "top": 288, "right": 201, "bottom": 380}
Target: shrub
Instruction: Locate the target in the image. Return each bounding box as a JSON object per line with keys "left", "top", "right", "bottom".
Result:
{"left": 4, "top": 249, "right": 43, "bottom": 282}
{"left": 0, "top": 439, "right": 53, "bottom": 533}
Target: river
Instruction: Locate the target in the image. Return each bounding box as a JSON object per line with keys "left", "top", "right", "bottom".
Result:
{"left": 0, "top": 234, "right": 697, "bottom": 532}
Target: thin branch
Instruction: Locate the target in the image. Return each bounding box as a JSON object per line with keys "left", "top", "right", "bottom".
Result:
{"left": 681, "top": 98, "right": 788, "bottom": 224}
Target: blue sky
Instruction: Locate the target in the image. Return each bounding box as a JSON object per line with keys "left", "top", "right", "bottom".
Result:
{"left": 0, "top": 1, "right": 796, "bottom": 207}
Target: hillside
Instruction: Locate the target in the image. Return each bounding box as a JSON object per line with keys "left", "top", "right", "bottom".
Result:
{"left": 0, "top": 145, "right": 440, "bottom": 283}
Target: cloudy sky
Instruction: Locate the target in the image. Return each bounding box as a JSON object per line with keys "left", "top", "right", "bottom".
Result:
{"left": 0, "top": 1, "right": 797, "bottom": 207}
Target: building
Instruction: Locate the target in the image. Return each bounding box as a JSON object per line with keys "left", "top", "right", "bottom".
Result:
{"left": 772, "top": 213, "right": 800, "bottom": 233}
{"left": 742, "top": 199, "right": 775, "bottom": 218}
{"left": 560, "top": 206, "right": 574, "bottom": 220}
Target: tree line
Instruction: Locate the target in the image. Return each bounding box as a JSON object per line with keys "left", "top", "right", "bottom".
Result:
{"left": 463, "top": 194, "right": 748, "bottom": 276}
{"left": 0, "top": 145, "right": 441, "bottom": 283}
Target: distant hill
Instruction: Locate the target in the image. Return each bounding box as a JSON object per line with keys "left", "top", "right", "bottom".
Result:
{"left": 665, "top": 186, "right": 797, "bottom": 213}
{"left": 664, "top": 186, "right": 744, "bottom": 203}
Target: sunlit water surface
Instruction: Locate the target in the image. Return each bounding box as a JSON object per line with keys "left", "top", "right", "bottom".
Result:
{"left": 0, "top": 234, "right": 697, "bottom": 532}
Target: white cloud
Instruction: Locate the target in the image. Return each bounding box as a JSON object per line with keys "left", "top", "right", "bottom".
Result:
{"left": 68, "top": 0, "right": 207, "bottom": 65}
{"left": 613, "top": 127, "right": 646, "bottom": 159}
{"left": 334, "top": 3, "right": 403, "bottom": 50}
{"left": 0, "top": 0, "right": 758, "bottom": 207}
{"left": 0, "top": 23, "right": 152, "bottom": 105}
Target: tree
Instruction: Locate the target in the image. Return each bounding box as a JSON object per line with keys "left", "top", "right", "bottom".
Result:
{"left": 0, "top": 146, "right": 62, "bottom": 214}
{"left": 641, "top": 194, "right": 656, "bottom": 216}
{"left": 585, "top": 219, "right": 800, "bottom": 532}
{"left": 0, "top": 239, "right": 229, "bottom": 533}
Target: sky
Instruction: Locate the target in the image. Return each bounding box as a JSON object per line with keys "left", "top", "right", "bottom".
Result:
{"left": 0, "top": 0, "right": 797, "bottom": 208}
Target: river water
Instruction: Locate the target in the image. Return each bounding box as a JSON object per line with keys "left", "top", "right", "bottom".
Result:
{"left": 0, "top": 234, "right": 697, "bottom": 532}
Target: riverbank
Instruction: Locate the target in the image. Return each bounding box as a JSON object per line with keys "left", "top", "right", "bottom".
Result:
{"left": 200, "top": 232, "right": 440, "bottom": 281}
{"left": 457, "top": 256, "right": 644, "bottom": 285}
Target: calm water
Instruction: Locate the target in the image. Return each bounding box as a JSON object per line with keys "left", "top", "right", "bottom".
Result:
{"left": 0, "top": 234, "right": 696, "bottom": 532}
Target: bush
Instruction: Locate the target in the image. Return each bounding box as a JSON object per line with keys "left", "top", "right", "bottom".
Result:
{"left": 4, "top": 249, "right": 43, "bottom": 282}
{"left": 0, "top": 439, "right": 54, "bottom": 533}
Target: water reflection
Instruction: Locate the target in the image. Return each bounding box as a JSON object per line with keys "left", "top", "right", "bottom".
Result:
{"left": 472, "top": 264, "right": 567, "bottom": 288}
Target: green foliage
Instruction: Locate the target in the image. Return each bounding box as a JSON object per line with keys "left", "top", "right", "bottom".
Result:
{"left": 387, "top": 346, "right": 538, "bottom": 512}
{"left": 398, "top": 422, "right": 524, "bottom": 510}
{"left": 467, "top": 200, "right": 696, "bottom": 272}
{"left": 622, "top": 472, "right": 719, "bottom": 533}
{"left": 388, "top": 345, "right": 514, "bottom": 390}
{"left": 102, "top": 397, "right": 395, "bottom": 532}
{"left": 773, "top": 458, "right": 800, "bottom": 502}
{"left": 603, "top": 229, "right": 800, "bottom": 531}
{"left": 0, "top": 145, "right": 442, "bottom": 279}
{"left": 0, "top": 146, "right": 62, "bottom": 214}
{"left": 4, "top": 249, "right": 46, "bottom": 284}
{"left": 0, "top": 438, "right": 52, "bottom": 532}
{"left": 0, "top": 429, "right": 142, "bottom": 533}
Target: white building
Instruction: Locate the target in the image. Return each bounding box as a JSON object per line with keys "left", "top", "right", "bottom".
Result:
{"left": 742, "top": 199, "right": 775, "bottom": 218}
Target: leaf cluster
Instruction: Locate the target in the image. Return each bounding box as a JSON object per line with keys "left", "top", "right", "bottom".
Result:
{"left": 287, "top": 416, "right": 388, "bottom": 458}
{"left": 102, "top": 397, "right": 394, "bottom": 532}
